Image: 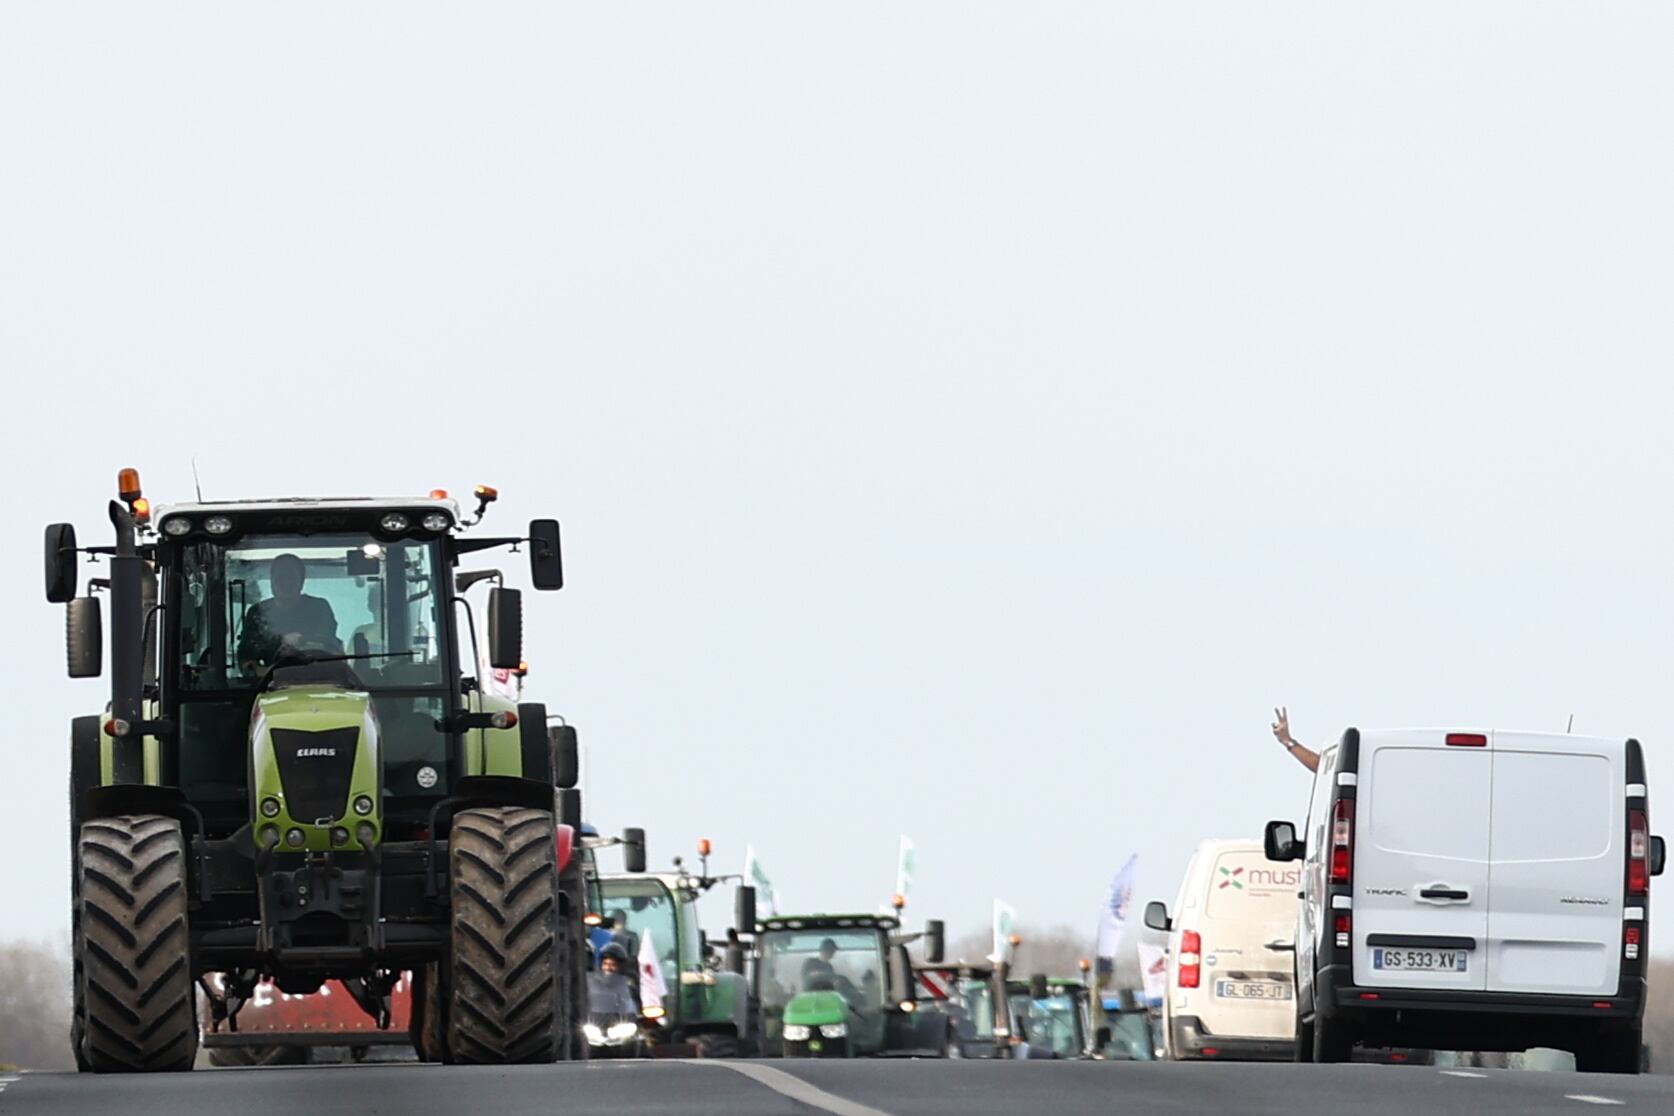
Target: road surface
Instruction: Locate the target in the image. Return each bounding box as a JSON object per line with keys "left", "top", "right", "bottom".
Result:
{"left": 0, "top": 1059, "right": 1665, "bottom": 1115}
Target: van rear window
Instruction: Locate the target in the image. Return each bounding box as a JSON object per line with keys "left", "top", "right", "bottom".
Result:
{"left": 1490, "top": 751, "right": 1613, "bottom": 862}
{"left": 1204, "top": 851, "right": 1301, "bottom": 920}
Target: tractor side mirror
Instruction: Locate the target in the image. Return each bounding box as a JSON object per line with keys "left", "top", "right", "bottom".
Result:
{"left": 1651, "top": 836, "right": 1667, "bottom": 878}
{"left": 924, "top": 919, "right": 945, "bottom": 964}
{"left": 45, "top": 523, "right": 78, "bottom": 604}
{"left": 487, "top": 587, "right": 522, "bottom": 669}
{"left": 1030, "top": 974, "right": 1049, "bottom": 1001}
{"left": 1265, "top": 820, "right": 1303, "bottom": 863}
{"left": 67, "top": 596, "right": 102, "bottom": 678}
{"left": 1143, "top": 901, "right": 1171, "bottom": 933}
{"left": 558, "top": 787, "right": 582, "bottom": 829}
{"left": 528, "top": 520, "right": 564, "bottom": 591}
{"left": 550, "top": 724, "right": 579, "bottom": 790}
{"left": 726, "top": 938, "right": 747, "bottom": 975}
{"left": 735, "top": 885, "right": 757, "bottom": 936}
{"left": 622, "top": 827, "right": 647, "bottom": 873}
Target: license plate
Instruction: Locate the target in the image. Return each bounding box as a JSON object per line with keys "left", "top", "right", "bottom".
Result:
{"left": 1371, "top": 948, "right": 1468, "bottom": 973}
{"left": 1214, "top": 980, "right": 1293, "bottom": 1001}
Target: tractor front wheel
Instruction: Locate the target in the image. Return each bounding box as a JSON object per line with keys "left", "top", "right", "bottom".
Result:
{"left": 77, "top": 815, "right": 198, "bottom": 1073}
{"left": 446, "top": 807, "right": 563, "bottom": 1064}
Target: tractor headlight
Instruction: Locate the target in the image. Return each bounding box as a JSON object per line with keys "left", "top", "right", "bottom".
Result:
{"left": 284, "top": 827, "right": 305, "bottom": 848}
{"left": 353, "top": 794, "right": 375, "bottom": 816}
{"left": 204, "top": 515, "right": 234, "bottom": 535}
{"left": 819, "top": 1024, "right": 848, "bottom": 1038}
{"left": 607, "top": 1022, "right": 640, "bottom": 1041}
{"left": 356, "top": 822, "right": 377, "bottom": 846}
{"left": 259, "top": 796, "right": 282, "bottom": 818}
{"left": 583, "top": 1023, "right": 604, "bottom": 1042}
{"left": 162, "top": 517, "right": 193, "bottom": 537}
{"left": 330, "top": 826, "right": 350, "bottom": 847}
{"left": 380, "top": 512, "right": 411, "bottom": 533}
{"left": 421, "top": 512, "right": 451, "bottom": 533}
{"left": 782, "top": 1025, "right": 811, "bottom": 1042}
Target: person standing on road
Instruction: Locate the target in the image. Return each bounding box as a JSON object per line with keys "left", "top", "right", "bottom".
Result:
{"left": 1270, "top": 706, "right": 1320, "bottom": 772}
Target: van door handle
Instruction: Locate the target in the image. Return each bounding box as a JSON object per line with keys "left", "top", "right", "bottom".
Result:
{"left": 1418, "top": 887, "right": 1469, "bottom": 901}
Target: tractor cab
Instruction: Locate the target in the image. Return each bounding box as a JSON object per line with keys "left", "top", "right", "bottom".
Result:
{"left": 914, "top": 960, "right": 1008, "bottom": 1058}
{"left": 755, "top": 914, "right": 947, "bottom": 1058}
{"left": 1007, "top": 976, "right": 1099, "bottom": 1060}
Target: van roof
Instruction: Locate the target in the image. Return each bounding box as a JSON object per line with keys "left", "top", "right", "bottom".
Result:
{"left": 1358, "top": 728, "right": 1627, "bottom": 748}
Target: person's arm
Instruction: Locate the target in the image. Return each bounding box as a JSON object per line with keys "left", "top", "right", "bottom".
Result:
{"left": 1271, "top": 706, "right": 1320, "bottom": 772}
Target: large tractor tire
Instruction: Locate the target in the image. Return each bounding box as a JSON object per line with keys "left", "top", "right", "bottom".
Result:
{"left": 77, "top": 815, "right": 198, "bottom": 1073}
{"left": 446, "top": 807, "right": 563, "bottom": 1064}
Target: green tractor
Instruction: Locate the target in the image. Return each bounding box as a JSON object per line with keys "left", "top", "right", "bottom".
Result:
{"left": 756, "top": 913, "right": 948, "bottom": 1058}
{"left": 48, "top": 471, "right": 592, "bottom": 1071}
{"left": 1006, "top": 973, "right": 1111, "bottom": 1060}
{"left": 594, "top": 842, "right": 758, "bottom": 1057}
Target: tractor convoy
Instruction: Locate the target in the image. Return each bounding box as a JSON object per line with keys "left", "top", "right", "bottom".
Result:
{"left": 45, "top": 470, "right": 1151, "bottom": 1073}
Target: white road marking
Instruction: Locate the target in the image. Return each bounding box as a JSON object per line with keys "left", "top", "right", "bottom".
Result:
{"left": 1565, "top": 1096, "right": 1623, "bottom": 1107}
{"left": 692, "top": 1060, "right": 895, "bottom": 1116}
{"left": 1440, "top": 1070, "right": 1488, "bottom": 1079}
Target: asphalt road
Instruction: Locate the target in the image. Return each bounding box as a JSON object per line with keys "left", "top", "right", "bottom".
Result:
{"left": 1, "top": 1060, "right": 1668, "bottom": 1116}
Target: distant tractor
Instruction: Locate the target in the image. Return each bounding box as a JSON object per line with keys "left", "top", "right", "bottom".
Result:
{"left": 596, "top": 843, "right": 758, "bottom": 1057}
{"left": 50, "top": 472, "right": 590, "bottom": 1071}
{"left": 756, "top": 913, "right": 947, "bottom": 1058}
{"left": 1006, "top": 973, "right": 1106, "bottom": 1060}
{"left": 913, "top": 959, "right": 1010, "bottom": 1058}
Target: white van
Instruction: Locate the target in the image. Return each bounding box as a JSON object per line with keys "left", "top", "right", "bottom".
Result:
{"left": 1265, "top": 729, "right": 1665, "bottom": 1073}
{"left": 1143, "top": 838, "right": 1300, "bottom": 1060}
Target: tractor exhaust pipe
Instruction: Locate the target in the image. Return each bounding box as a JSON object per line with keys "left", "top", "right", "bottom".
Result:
{"left": 107, "top": 499, "right": 147, "bottom": 785}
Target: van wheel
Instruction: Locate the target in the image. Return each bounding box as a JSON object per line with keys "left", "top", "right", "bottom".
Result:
{"left": 1313, "top": 1015, "right": 1354, "bottom": 1063}
{"left": 1576, "top": 1031, "right": 1641, "bottom": 1075}
{"left": 1294, "top": 1014, "right": 1315, "bottom": 1063}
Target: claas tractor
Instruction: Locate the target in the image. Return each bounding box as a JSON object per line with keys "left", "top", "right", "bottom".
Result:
{"left": 755, "top": 913, "right": 947, "bottom": 1058}
{"left": 593, "top": 841, "right": 758, "bottom": 1057}
{"left": 47, "top": 471, "right": 590, "bottom": 1072}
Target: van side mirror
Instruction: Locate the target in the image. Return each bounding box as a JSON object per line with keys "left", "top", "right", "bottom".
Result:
{"left": 45, "top": 523, "right": 79, "bottom": 603}
{"left": 924, "top": 919, "right": 945, "bottom": 964}
{"left": 528, "top": 519, "right": 564, "bottom": 591}
{"left": 487, "top": 587, "right": 522, "bottom": 669}
{"left": 622, "top": 827, "right": 647, "bottom": 873}
{"left": 735, "top": 885, "right": 757, "bottom": 936}
{"left": 1265, "top": 820, "right": 1303, "bottom": 862}
{"left": 1651, "top": 836, "right": 1667, "bottom": 878}
{"left": 67, "top": 596, "right": 102, "bottom": 678}
{"left": 549, "top": 724, "right": 579, "bottom": 789}
{"left": 1142, "top": 901, "right": 1171, "bottom": 933}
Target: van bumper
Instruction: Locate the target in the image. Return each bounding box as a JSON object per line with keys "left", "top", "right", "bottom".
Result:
{"left": 1317, "top": 964, "right": 1646, "bottom": 1050}
{"left": 1169, "top": 1016, "right": 1295, "bottom": 1061}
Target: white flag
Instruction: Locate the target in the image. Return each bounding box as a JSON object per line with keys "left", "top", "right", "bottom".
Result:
{"left": 1096, "top": 855, "right": 1138, "bottom": 959}
{"left": 1137, "top": 942, "right": 1168, "bottom": 1007}
{"left": 638, "top": 926, "right": 668, "bottom": 1013}
{"left": 744, "top": 845, "right": 779, "bottom": 915}
{"left": 988, "top": 899, "right": 1018, "bottom": 965}
{"left": 895, "top": 836, "right": 915, "bottom": 904}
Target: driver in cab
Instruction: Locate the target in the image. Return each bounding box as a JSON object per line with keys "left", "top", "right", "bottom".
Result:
{"left": 238, "top": 553, "right": 341, "bottom": 669}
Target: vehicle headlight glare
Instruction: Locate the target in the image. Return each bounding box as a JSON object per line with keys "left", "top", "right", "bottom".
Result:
{"left": 607, "top": 1022, "right": 639, "bottom": 1041}
{"left": 380, "top": 512, "right": 411, "bottom": 533}
{"left": 583, "top": 1023, "right": 603, "bottom": 1042}
{"left": 162, "top": 517, "right": 192, "bottom": 537}
{"left": 819, "top": 1024, "right": 848, "bottom": 1038}
{"left": 783, "top": 1025, "right": 811, "bottom": 1041}
{"left": 205, "top": 515, "right": 234, "bottom": 535}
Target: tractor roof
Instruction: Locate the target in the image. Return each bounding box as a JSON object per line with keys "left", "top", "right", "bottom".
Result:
{"left": 759, "top": 913, "right": 900, "bottom": 932}
{"left": 157, "top": 495, "right": 461, "bottom": 518}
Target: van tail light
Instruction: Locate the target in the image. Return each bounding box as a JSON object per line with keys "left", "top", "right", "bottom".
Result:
{"left": 1624, "top": 925, "right": 1642, "bottom": 961}
{"left": 1446, "top": 733, "right": 1487, "bottom": 747}
{"left": 1178, "top": 930, "right": 1202, "bottom": 988}
{"left": 1628, "top": 809, "right": 1650, "bottom": 897}
{"left": 1334, "top": 913, "right": 1351, "bottom": 951}
{"left": 1330, "top": 799, "right": 1355, "bottom": 884}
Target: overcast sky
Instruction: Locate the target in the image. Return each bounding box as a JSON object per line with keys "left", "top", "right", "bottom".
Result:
{"left": 3, "top": 4, "right": 1672, "bottom": 952}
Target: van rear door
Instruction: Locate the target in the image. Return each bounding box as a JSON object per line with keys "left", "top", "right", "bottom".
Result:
{"left": 1356, "top": 731, "right": 1491, "bottom": 992}
{"left": 1485, "top": 733, "right": 1623, "bottom": 997}
{"left": 1197, "top": 845, "right": 1299, "bottom": 1040}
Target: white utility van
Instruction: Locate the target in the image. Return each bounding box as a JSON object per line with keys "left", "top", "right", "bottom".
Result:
{"left": 1143, "top": 838, "right": 1299, "bottom": 1060}
{"left": 1265, "top": 729, "right": 1664, "bottom": 1073}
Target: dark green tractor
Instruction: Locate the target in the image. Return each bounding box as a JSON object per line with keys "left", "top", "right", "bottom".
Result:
{"left": 49, "top": 471, "right": 589, "bottom": 1071}
{"left": 756, "top": 914, "right": 948, "bottom": 1058}
{"left": 1007, "top": 974, "right": 1113, "bottom": 1060}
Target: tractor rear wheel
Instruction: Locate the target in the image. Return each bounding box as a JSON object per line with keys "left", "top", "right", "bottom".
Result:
{"left": 446, "top": 807, "right": 563, "bottom": 1064}
{"left": 77, "top": 815, "right": 198, "bottom": 1073}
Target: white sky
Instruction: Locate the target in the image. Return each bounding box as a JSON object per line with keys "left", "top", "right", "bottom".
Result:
{"left": 3, "top": 4, "right": 1672, "bottom": 951}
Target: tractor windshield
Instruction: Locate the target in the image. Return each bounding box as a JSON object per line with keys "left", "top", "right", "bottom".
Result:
{"left": 958, "top": 978, "right": 995, "bottom": 1040}
{"left": 598, "top": 879, "right": 682, "bottom": 986}
{"left": 174, "top": 534, "right": 448, "bottom": 692}
{"left": 758, "top": 929, "right": 887, "bottom": 1015}
{"left": 1012, "top": 991, "right": 1084, "bottom": 1058}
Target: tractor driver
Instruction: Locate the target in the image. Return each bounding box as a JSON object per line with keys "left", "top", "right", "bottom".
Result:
{"left": 238, "top": 553, "right": 342, "bottom": 669}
